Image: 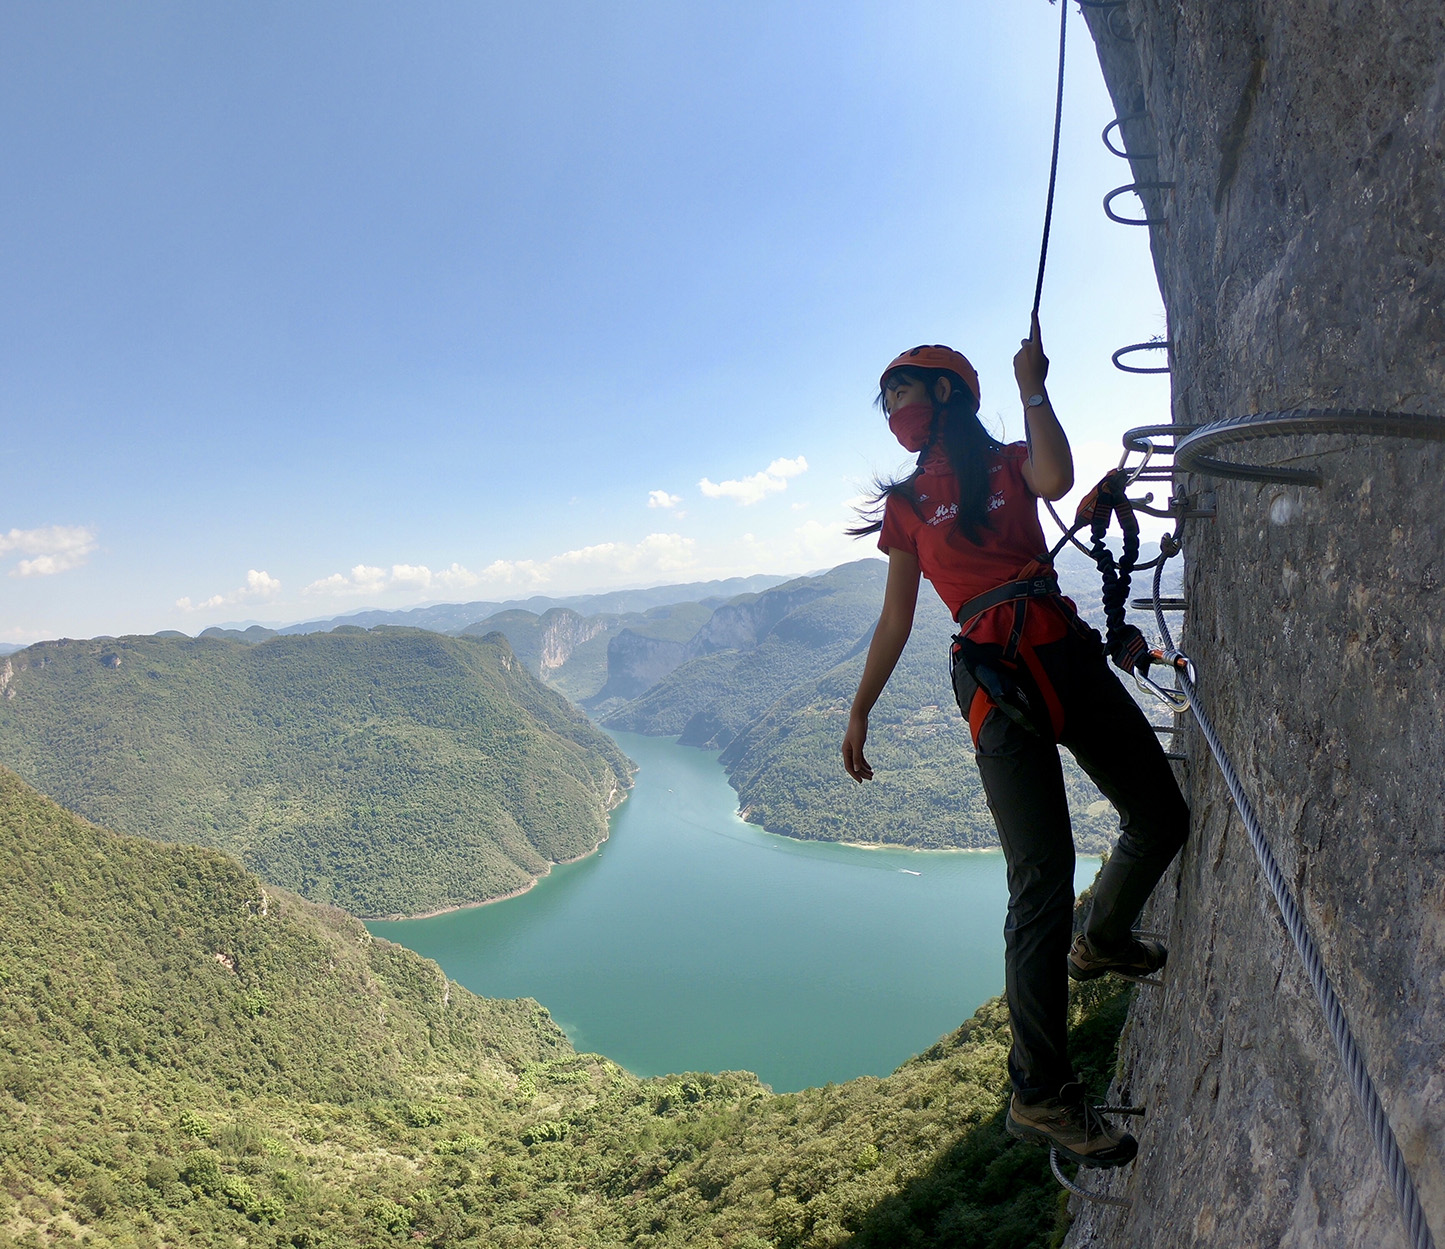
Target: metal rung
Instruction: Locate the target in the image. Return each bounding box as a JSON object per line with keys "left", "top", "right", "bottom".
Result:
{"left": 1112, "top": 341, "right": 1171, "bottom": 374}
{"left": 1102, "top": 113, "right": 1157, "bottom": 161}
{"left": 1133, "top": 597, "right": 1187, "bottom": 611}
{"left": 1104, "top": 182, "right": 1172, "bottom": 226}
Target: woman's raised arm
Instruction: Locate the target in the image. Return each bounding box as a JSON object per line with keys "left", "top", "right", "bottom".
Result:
{"left": 1014, "top": 312, "right": 1074, "bottom": 501}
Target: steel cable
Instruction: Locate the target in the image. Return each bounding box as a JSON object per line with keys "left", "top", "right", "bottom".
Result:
{"left": 1149, "top": 554, "right": 1437, "bottom": 1249}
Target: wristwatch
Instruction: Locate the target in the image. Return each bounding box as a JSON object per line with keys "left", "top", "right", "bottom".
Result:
{"left": 1026, "top": 393, "right": 1046, "bottom": 408}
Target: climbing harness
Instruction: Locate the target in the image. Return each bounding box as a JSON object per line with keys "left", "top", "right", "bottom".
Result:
{"left": 950, "top": 573, "right": 1064, "bottom": 742}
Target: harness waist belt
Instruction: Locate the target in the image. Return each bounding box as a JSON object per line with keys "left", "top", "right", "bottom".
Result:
{"left": 954, "top": 575, "right": 1061, "bottom": 626}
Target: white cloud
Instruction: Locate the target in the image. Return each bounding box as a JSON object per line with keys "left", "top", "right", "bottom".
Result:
{"left": 483, "top": 533, "right": 697, "bottom": 589}
{"left": 303, "top": 561, "right": 485, "bottom": 598}
{"left": 1, "top": 525, "right": 98, "bottom": 577}
{"left": 740, "top": 516, "right": 860, "bottom": 572}
{"left": 698, "top": 455, "right": 808, "bottom": 506}
{"left": 647, "top": 489, "right": 682, "bottom": 510}
{"left": 389, "top": 564, "right": 434, "bottom": 589}
{"left": 177, "top": 569, "right": 282, "bottom": 612}
{"left": 303, "top": 536, "right": 699, "bottom": 603}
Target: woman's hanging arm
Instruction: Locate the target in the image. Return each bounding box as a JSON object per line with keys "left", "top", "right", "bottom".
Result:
{"left": 842, "top": 547, "right": 921, "bottom": 782}
{"left": 1014, "top": 311, "right": 1074, "bottom": 501}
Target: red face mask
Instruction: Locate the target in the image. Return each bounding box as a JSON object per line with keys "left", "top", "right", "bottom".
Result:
{"left": 887, "top": 402, "right": 935, "bottom": 453}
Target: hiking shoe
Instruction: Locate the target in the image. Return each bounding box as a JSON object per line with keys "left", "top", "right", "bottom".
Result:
{"left": 1068, "top": 932, "right": 1167, "bottom": 983}
{"left": 1007, "top": 1083, "right": 1138, "bottom": 1168}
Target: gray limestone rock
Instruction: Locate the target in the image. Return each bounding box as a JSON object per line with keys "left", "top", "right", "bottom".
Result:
{"left": 1065, "top": 3, "right": 1445, "bottom": 1247}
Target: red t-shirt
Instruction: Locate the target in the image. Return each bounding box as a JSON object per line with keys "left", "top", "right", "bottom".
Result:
{"left": 878, "top": 442, "right": 1076, "bottom": 649}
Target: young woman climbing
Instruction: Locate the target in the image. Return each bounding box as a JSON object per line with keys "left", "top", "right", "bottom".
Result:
{"left": 841, "top": 316, "right": 1189, "bottom": 1168}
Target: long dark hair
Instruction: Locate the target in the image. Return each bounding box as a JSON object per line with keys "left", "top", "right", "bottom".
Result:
{"left": 848, "top": 366, "right": 1004, "bottom": 543}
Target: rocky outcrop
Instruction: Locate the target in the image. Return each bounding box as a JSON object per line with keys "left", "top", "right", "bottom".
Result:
{"left": 1066, "top": 4, "right": 1444, "bottom": 1246}
{"left": 682, "top": 582, "right": 832, "bottom": 655}
{"left": 589, "top": 629, "right": 691, "bottom": 706}
{"left": 535, "top": 608, "right": 611, "bottom": 676}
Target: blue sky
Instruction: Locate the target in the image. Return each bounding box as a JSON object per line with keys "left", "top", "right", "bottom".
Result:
{"left": 1, "top": 1, "right": 1170, "bottom": 643}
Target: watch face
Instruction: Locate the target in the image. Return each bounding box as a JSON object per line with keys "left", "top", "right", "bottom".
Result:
{"left": 1028, "top": 394, "right": 1045, "bottom": 407}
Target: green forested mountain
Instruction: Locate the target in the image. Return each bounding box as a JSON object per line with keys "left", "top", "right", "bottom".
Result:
{"left": 602, "top": 562, "right": 886, "bottom": 748}
{"left": 0, "top": 769, "right": 1130, "bottom": 1248}
{"left": 0, "top": 628, "right": 631, "bottom": 917}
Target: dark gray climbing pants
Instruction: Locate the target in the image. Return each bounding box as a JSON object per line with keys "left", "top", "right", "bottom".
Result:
{"left": 952, "top": 625, "right": 1189, "bottom": 1103}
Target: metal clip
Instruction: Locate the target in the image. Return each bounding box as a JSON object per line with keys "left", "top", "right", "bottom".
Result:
{"left": 1118, "top": 438, "right": 1156, "bottom": 482}
{"left": 1133, "top": 665, "right": 1189, "bottom": 710}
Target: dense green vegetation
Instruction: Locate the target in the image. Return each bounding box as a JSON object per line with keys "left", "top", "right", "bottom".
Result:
{"left": 0, "top": 769, "right": 1133, "bottom": 1248}
{"left": 0, "top": 629, "right": 631, "bottom": 917}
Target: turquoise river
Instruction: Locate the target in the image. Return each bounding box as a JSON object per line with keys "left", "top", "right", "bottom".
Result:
{"left": 368, "top": 731, "right": 1101, "bottom": 1093}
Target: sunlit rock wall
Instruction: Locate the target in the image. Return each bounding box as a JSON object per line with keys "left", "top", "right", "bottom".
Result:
{"left": 1066, "top": 3, "right": 1444, "bottom": 1246}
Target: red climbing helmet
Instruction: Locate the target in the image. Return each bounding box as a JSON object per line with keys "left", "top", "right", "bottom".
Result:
{"left": 879, "top": 345, "right": 980, "bottom": 402}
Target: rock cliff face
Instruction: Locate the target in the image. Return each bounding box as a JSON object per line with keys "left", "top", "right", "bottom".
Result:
{"left": 535, "top": 608, "right": 611, "bottom": 676}
{"left": 590, "top": 629, "right": 691, "bottom": 705}
{"left": 1066, "top": 4, "right": 1444, "bottom": 1246}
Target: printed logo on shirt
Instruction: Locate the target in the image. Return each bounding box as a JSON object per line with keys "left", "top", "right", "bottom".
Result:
{"left": 986, "top": 491, "right": 1006, "bottom": 513}
{"left": 927, "top": 503, "right": 958, "bottom": 527}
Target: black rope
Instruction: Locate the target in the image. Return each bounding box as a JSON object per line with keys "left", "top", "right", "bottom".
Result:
{"left": 1032, "top": 0, "right": 1068, "bottom": 317}
{"left": 1149, "top": 553, "right": 1437, "bottom": 1249}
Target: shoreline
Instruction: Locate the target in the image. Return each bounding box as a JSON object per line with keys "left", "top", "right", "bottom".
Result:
{"left": 835, "top": 839, "right": 1002, "bottom": 854}
{"left": 366, "top": 775, "right": 632, "bottom": 922}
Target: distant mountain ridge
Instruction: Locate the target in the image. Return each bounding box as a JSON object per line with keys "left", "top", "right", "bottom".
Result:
{"left": 203, "top": 572, "right": 793, "bottom": 639}
{"left": 603, "top": 561, "right": 885, "bottom": 748}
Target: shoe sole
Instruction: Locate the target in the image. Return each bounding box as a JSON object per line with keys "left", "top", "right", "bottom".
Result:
{"left": 1007, "top": 1115, "right": 1138, "bottom": 1169}
{"left": 1068, "top": 950, "right": 1168, "bottom": 985}
{"left": 1068, "top": 961, "right": 1166, "bottom": 986}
